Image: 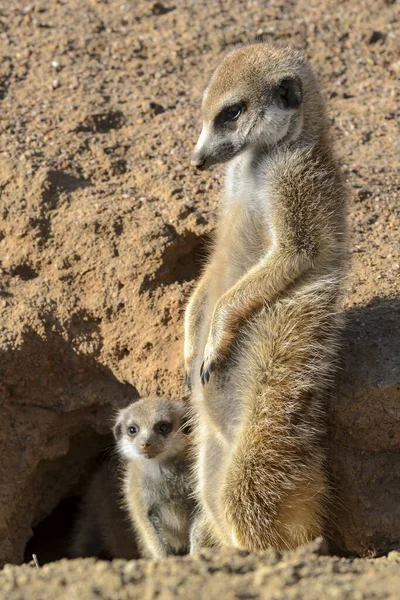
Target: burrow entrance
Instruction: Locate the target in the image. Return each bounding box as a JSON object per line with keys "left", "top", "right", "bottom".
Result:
{"left": 24, "top": 496, "right": 81, "bottom": 565}
{"left": 23, "top": 443, "right": 118, "bottom": 566}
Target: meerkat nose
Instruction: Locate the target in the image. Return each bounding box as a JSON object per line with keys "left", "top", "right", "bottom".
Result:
{"left": 191, "top": 153, "right": 206, "bottom": 169}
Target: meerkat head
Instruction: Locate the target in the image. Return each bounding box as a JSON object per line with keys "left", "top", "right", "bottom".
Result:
{"left": 191, "top": 44, "right": 318, "bottom": 170}
{"left": 114, "top": 397, "right": 188, "bottom": 462}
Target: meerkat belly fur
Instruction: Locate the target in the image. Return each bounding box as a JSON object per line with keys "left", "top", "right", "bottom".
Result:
{"left": 114, "top": 397, "right": 194, "bottom": 558}
{"left": 185, "top": 43, "right": 347, "bottom": 552}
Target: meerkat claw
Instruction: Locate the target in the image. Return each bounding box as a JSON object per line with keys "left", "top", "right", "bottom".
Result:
{"left": 200, "top": 360, "right": 204, "bottom": 377}
{"left": 200, "top": 361, "right": 207, "bottom": 386}
{"left": 201, "top": 370, "right": 209, "bottom": 386}
{"left": 184, "top": 371, "right": 191, "bottom": 391}
{"left": 200, "top": 359, "right": 215, "bottom": 386}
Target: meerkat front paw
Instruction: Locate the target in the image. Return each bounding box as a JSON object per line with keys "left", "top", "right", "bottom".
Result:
{"left": 200, "top": 297, "right": 241, "bottom": 385}
{"left": 200, "top": 331, "right": 232, "bottom": 386}
{"left": 200, "top": 342, "right": 217, "bottom": 386}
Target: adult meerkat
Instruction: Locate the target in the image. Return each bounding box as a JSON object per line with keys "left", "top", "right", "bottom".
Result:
{"left": 184, "top": 43, "right": 347, "bottom": 552}
{"left": 114, "top": 397, "right": 194, "bottom": 559}
{"left": 70, "top": 459, "right": 139, "bottom": 560}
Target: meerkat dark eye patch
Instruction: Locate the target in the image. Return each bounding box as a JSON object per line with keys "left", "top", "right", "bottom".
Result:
{"left": 155, "top": 421, "right": 172, "bottom": 435}
{"left": 215, "top": 103, "right": 245, "bottom": 128}
{"left": 127, "top": 424, "right": 138, "bottom": 436}
{"left": 273, "top": 77, "right": 303, "bottom": 110}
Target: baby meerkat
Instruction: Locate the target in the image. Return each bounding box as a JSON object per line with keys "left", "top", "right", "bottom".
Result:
{"left": 114, "top": 396, "right": 194, "bottom": 559}
{"left": 185, "top": 43, "right": 347, "bottom": 552}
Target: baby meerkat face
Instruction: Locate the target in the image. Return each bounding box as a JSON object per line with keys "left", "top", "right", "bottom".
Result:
{"left": 191, "top": 44, "right": 305, "bottom": 170}
{"left": 114, "top": 397, "right": 188, "bottom": 462}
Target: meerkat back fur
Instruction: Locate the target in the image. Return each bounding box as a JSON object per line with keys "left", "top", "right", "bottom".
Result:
{"left": 114, "top": 396, "right": 194, "bottom": 558}
{"left": 184, "top": 43, "right": 347, "bottom": 551}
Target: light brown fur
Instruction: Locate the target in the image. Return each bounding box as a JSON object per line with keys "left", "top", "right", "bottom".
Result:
{"left": 184, "top": 44, "right": 347, "bottom": 552}
{"left": 114, "top": 397, "right": 195, "bottom": 559}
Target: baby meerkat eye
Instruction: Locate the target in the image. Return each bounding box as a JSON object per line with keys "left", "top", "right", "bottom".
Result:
{"left": 156, "top": 421, "right": 172, "bottom": 435}
{"left": 215, "top": 103, "right": 244, "bottom": 127}
{"left": 127, "top": 425, "right": 138, "bottom": 436}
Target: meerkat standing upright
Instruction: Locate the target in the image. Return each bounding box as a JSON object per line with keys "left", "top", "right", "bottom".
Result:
{"left": 184, "top": 43, "right": 347, "bottom": 552}
{"left": 114, "top": 397, "right": 194, "bottom": 558}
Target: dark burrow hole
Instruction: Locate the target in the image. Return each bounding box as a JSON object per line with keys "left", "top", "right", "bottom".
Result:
{"left": 23, "top": 446, "right": 137, "bottom": 565}
{"left": 23, "top": 445, "right": 116, "bottom": 566}
{"left": 24, "top": 496, "right": 81, "bottom": 565}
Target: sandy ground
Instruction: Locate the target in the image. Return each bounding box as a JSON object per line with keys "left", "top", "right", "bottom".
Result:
{"left": 0, "top": 0, "right": 399, "bottom": 594}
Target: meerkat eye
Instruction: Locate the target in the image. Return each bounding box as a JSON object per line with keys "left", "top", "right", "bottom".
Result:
{"left": 156, "top": 421, "right": 172, "bottom": 435}
{"left": 215, "top": 103, "right": 244, "bottom": 127}
{"left": 224, "top": 105, "right": 242, "bottom": 121}
{"left": 127, "top": 424, "right": 138, "bottom": 436}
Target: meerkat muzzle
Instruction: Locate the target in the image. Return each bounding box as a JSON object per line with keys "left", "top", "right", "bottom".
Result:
{"left": 191, "top": 154, "right": 206, "bottom": 169}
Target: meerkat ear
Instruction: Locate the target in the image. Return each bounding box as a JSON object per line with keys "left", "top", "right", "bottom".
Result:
{"left": 273, "top": 76, "right": 303, "bottom": 110}
{"left": 113, "top": 420, "right": 122, "bottom": 440}
{"left": 181, "top": 418, "right": 192, "bottom": 436}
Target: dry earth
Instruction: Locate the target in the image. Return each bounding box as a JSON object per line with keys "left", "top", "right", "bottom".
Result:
{"left": 2, "top": 541, "right": 400, "bottom": 600}
{"left": 0, "top": 0, "right": 399, "bottom": 596}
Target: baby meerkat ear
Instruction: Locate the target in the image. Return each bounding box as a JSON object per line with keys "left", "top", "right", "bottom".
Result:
{"left": 273, "top": 76, "right": 303, "bottom": 110}
{"left": 113, "top": 420, "right": 122, "bottom": 440}
{"left": 181, "top": 418, "right": 192, "bottom": 436}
